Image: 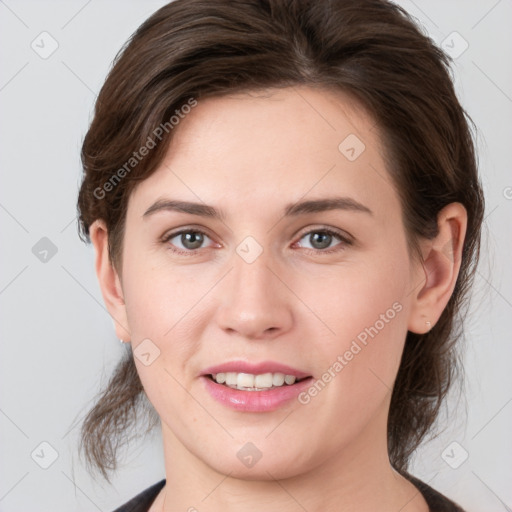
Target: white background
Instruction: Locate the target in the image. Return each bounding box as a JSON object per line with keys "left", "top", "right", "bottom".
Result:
{"left": 0, "top": 1, "right": 511, "bottom": 510}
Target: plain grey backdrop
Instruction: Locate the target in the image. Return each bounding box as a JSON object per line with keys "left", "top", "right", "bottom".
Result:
{"left": 0, "top": 0, "right": 511, "bottom": 510}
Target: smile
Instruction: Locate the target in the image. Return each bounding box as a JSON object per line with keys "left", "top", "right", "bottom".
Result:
{"left": 209, "top": 371, "right": 309, "bottom": 391}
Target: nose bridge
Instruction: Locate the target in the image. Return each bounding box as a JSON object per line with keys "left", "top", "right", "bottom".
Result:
{"left": 232, "top": 249, "right": 274, "bottom": 301}
{"left": 216, "top": 245, "right": 293, "bottom": 338}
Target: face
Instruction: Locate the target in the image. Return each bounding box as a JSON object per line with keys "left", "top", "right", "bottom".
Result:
{"left": 116, "top": 86, "right": 424, "bottom": 479}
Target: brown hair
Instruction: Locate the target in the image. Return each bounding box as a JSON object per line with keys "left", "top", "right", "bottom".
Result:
{"left": 77, "top": 0, "right": 484, "bottom": 481}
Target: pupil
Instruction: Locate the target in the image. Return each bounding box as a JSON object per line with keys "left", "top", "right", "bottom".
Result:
{"left": 182, "top": 232, "right": 203, "bottom": 249}
{"left": 311, "top": 232, "right": 331, "bottom": 249}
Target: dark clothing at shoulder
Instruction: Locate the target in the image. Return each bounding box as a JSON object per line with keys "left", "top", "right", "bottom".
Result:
{"left": 406, "top": 474, "right": 466, "bottom": 511}
{"left": 112, "top": 475, "right": 465, "bottom": 512}
{"left": 112, "top": 480, "right": 165, "bottom": 512}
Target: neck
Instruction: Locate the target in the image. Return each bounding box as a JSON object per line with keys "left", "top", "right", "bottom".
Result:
{"left": 156, "top": 405, "right": 427, "bottom": 512}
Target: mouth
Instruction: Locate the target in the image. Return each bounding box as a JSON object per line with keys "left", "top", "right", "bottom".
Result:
{"left": 200, "top": 360, "right": 313, "bottom": 393}
{"left": 200, "top": 361, "right": 314, "bottom": 412}
{"left": 205, "top": 372, "right": 312, "bottom": 391}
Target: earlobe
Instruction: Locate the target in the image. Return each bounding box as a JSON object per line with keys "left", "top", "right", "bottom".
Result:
{"left": 407, "top": 203, "right": 467, "bottom": 334}
{"left": 89, "top": 220, "right": 131, "bottom": 341}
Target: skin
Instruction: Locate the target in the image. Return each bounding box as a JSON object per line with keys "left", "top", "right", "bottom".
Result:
{"left": 90, "top": 85, "right": 467, "bottom": 512}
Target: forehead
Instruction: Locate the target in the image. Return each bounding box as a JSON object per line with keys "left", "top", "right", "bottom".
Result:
{"left": 128, "top": 86, "right": 399, "bottom": 220}
{"left": 167, "top": 86, "right": 379, "bottom": 171}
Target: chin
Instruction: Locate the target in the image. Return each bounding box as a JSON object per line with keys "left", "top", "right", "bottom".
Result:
{"left": 200, "top": 446, "right": 316, "bottom": 482}
{"left": 218, "top": 462, "right": 305, "bottom": 481}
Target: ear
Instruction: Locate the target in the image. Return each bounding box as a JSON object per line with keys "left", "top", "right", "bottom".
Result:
{"left": 408, "top": 202, "right": 468, "bottom": 334}
{"left": 89, "top": 220, "right": 131, "bottom": 341}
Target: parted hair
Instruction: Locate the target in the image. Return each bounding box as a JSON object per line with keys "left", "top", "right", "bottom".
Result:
{"left": 76, "top": 0, "right": 484, "bottom": 481}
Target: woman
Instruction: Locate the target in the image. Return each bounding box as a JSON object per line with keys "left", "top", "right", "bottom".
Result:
{"left": 77, "top": 0, "right": 484, "bottom": 510}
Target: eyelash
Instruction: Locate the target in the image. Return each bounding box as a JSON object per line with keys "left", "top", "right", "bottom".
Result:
{"left": 161, "top": 227, "right": 353, "bottom": 256}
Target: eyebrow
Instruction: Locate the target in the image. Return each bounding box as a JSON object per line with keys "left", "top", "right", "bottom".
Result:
{"left": 143, "top": 199, "right": 222, "bottom": 219}
{"left": 142, "top": 196, "right": 373, "bottom": 219}
{"left": 284, "top": 197, "right": 372, "bottom": 217}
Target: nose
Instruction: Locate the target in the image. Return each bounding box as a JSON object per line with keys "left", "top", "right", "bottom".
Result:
{"left": 215, "top": 250, "right": 294, "bottom": 340}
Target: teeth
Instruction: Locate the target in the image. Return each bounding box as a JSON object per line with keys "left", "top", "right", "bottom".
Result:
{"left": 225, "top": 372, "right": 237, "bottom": 386}
{"left": 238, "top": 372, "right": 255, "bottom": 388}
{"left": 254, "top": 373, "right": 273, "bottom": 388}
{"left": 211, "top": 371, "right": 300, "bottom": 390}
{"left": 272, "top": 373, "right": 285, "bottom": 386}
{"left": 284, "top": 374, "right": 296, "bottom": 385}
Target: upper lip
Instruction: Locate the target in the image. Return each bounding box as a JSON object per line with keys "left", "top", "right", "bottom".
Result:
{"left": 201, "top": 360, "right": 311, "bottom": 379}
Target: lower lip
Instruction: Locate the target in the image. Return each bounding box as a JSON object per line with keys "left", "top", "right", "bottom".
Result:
{"left": 201, "top": 375, "right": 314, "bottom": 412}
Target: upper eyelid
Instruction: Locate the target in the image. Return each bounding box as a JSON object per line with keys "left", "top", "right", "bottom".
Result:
{"left": 161, "top": 226, "right": 213, "bottom": 240}
{"left": 296, "top": 226, "right": 351, "bottom": 241}
{"left": 162, "top": 225, "right": 349, "bottom": 239}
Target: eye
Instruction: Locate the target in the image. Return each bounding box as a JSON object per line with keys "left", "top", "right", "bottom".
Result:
{"left": 163, "top": 228, "right": 216, "bottom": 254}
{"left": 295, "top": 228, "right": 351, "bottom": 252}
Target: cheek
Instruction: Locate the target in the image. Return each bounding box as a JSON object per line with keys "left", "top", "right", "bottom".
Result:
{"left": 122, "top": 236, "right": 210, "bottom": 326}
{"left": 300, "top": 252, "right": 409, "bottom": 343}
{"left": 121, "top": 261, "right": 211, "bottom": 421}
{"left": 121, "top": 254, "right": 217, "bottom": 372}
{"left": 296, "top": 251, "right": 411, "bottom": 405}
